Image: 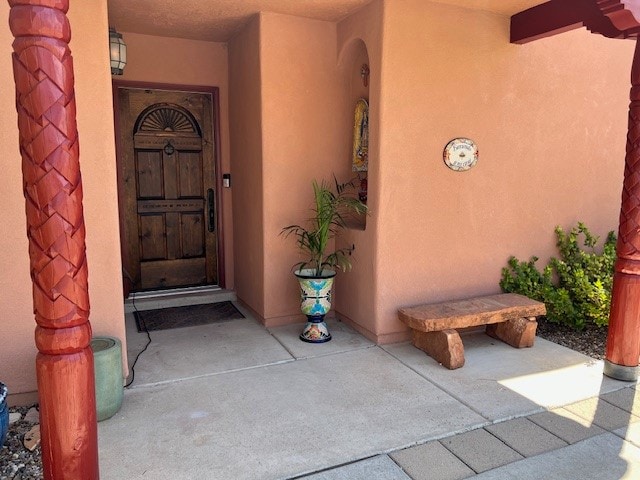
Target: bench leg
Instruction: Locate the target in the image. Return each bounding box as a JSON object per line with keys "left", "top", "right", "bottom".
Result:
{"left": 486, "top": 317, "right": 537, "bottom": 348}
{"left": 412, "top": 329, "right": 465, "bottom": 370}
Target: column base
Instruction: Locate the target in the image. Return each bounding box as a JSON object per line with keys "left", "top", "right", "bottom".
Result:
{"left": 603, "top": 359, "right": 640, "bottom": 382}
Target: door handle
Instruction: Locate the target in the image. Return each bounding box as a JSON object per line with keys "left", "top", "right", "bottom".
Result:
{"left": 207, "top": 188, "right": 215, "bottom": 232}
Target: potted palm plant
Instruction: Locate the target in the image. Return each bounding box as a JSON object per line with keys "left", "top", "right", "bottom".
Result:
{"left": 282, "top": 176, "right": 367, "bottom": 343}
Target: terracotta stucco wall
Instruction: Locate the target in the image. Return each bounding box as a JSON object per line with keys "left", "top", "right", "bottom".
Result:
{"left": 115, "top": 33, "right": 234, "bottom": 288}
{"left": 1, "top": 0, "right": 126, "bottom": 403}
{"left": 259, "top": 12, "right": 348, "bottom": 324}
{"left": 0, "top": 1, "right": 33, "bottom": 403}
{"left": 371, "top": 0, "right": 634, "bottom": 340}
{"left": 228, "top": 17, "right": 266, "bottom": 316}
{"left": 334, "top": 0, "right": 385, "bottom": 341}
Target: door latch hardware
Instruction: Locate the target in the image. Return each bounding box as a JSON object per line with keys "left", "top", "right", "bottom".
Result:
{"left": 207, "top": 188, "right": 215, "bottom": 232}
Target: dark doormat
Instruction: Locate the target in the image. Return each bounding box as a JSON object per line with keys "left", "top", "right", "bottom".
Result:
{"left": 134, "top": 301, "right": 245, "bottom": 332}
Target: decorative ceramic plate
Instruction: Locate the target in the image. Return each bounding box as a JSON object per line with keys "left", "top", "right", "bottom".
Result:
{"left": 443, "top": 138, "right": 478, "bottom": 171}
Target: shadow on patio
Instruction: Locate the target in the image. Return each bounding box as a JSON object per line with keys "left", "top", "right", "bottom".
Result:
{"left": 97, "top": 303, "right": 640, "bottom": 479}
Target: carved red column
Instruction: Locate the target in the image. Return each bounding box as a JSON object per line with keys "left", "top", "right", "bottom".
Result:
{"left": 7, "top": 0, "right": 99, "bottom": 478}
{"left": 605, "top": 37, "right": 640, "bottom": 381}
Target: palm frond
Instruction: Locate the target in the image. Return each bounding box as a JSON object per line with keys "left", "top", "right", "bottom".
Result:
{"left": 282, "top": 175, "right": 368, "bottom": 277}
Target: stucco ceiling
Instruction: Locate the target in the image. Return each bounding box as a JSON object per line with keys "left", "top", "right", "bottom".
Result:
{"left": 107, "top": 0, "right": 544, "bottom": 42}
{"left": 429, "top": 0, "right": 544, "bottom": 17}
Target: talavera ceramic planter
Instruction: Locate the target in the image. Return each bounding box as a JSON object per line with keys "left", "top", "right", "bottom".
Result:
{"left": 295, "top": 269, "right": 336, "bottom": 343}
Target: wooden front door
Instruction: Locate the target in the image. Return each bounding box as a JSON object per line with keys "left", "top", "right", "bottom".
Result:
{"left": 116, "top": 87, "right": 219, "bottom": 291}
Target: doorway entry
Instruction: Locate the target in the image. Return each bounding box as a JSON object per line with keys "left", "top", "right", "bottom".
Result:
{"left": 115, "top": 85, "right": 222, "bottom": 292}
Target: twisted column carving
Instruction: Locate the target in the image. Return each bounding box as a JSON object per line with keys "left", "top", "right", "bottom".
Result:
{"left": 7, "top": 0, "right": 98, "bottom": 478}
{"left": 606, "top": 36, "right": 640, "bottom": 371}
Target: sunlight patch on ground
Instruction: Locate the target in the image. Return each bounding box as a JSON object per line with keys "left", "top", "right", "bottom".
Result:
{"left": 498, "top": 361, "right": 606, "bottom": 409}
{"left": 620, "top": 440, "right": 640, "bottom": 479}
{"left": 551, "top": 406, "right": 597, "bottom": 428}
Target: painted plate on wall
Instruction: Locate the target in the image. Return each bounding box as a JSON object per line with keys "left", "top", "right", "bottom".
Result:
{"left": 443, "top": 138, "right": 478, "bottom": 171}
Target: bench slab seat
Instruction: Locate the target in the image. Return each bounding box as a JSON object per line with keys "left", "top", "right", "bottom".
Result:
{"left": 398, "top": 293, "right": 546, "bottom": 370}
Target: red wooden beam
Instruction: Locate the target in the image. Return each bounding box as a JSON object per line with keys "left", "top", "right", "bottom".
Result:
{"left": 511, "top": 0, "right": 592, "bottom": 44}
{"left": 7, "top": 0, "right": 99, "bottom": 478}
{"left": 511, "top": 0, "right": 640, "bottom": 44}
{"left": 596, "top": 0, "right": 640, "bottom": 32}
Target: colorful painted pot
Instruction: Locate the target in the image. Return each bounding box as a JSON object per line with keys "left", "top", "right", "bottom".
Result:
{"left": 0, "top": 382, "right": 8, "bottom": 447}
{"left": 295, "top": 269, "right": 336, "bottom": 343}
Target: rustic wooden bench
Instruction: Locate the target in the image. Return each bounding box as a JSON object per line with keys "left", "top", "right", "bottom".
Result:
{"left": 398, "top": 293, "right": 546, "bottom": 370}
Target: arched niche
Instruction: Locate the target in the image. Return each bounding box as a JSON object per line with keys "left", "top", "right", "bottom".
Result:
{"left": 339, "top": 38, "right": 370, "bottom": 230}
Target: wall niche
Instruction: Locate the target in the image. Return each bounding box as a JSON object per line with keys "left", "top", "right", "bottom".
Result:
{"left": 341, "top": 38, "right": 370, "bottom": 230}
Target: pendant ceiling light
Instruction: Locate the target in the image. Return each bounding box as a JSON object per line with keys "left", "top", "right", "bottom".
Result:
{"left": 109, "top": 27, "right": 126, "bottom": 75}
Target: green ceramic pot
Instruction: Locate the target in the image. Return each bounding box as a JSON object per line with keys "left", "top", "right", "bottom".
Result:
{"left": 91, "top": 337, "right": 124, "bottom": 422}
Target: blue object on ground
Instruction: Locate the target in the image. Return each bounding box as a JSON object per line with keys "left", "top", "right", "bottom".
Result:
{"left": 0, "top": 382, "right": 8, "bottom": 447}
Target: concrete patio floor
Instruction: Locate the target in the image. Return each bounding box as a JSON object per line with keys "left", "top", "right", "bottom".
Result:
{"left": 98, "top": 302, "right": 640, "bottom": 479}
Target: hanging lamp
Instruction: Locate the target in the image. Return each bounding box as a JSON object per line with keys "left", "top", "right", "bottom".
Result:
{"left": 109, "top": 27, "right": 127, "bottom": 75}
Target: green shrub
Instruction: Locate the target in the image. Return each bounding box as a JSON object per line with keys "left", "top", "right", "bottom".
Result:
{"left": 500, "top": 223, "right": 616, "bottom": 330}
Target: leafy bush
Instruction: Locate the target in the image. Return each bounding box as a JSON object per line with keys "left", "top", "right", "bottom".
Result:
{"left": 500, "top": 223, "right": 616, "bottom": 330}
